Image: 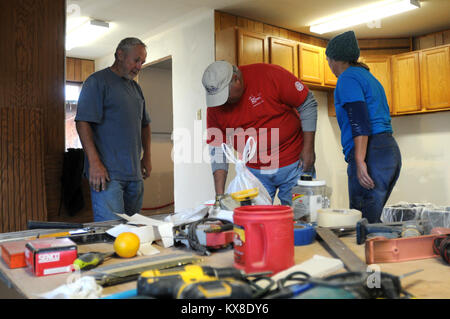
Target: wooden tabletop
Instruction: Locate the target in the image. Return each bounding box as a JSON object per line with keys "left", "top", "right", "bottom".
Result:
{"left": 0, "top": 234, "right": 449, "bottom": 299}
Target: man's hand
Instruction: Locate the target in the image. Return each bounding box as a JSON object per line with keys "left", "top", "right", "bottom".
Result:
{"left": 299, "top": 148, "right": 316, "bottom": 173}
{"left": 89, "top": 160, "right": 110, "bottom": 192}
{"left": 141, "top": 156, "right": 152, "bottom": 179}
{"left": 141, "top": 125, "right": 152, "bottom": 180}
{"left": 76, "top": 121, "right": 110, "bottom": 192}
{"left": 299, "top": 131, "right": 316, "bottom": 173}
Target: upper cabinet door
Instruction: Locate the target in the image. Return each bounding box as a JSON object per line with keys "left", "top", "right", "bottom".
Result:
{"left": 81, "top": 59, "right": 95, "bottom": 82}
{"left": 237, "top": 29, "right": 269, "bottom": 66}
{"left": 66, "top": 57, "right": 93, "bottom": 83}
{"left": 298, "top": 43, "right": 323, "bottom": 85}
{"left": 420, "top": 45, "right": 450, "bottom": 111}
{"left": 391, "top": 52, "right": 422, "bottom": 114}
{"left": 66, "top": 57, "right": 81, "bottom": 82}
{"left": 362, "top": 55, "right": 393, "bottom": 114}
{"left": 269, "top": 37, "right": 299, "bottom": 77}
{"left": 323, "top": 48, "right": 337, "bottom": 87}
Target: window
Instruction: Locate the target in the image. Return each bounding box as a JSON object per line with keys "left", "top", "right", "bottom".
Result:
{"left": 65, "top": 83, "right": 83, "bottom": 150}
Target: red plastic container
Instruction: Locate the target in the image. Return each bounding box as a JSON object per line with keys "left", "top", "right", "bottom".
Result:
{"left": 233, "top": 205, "right": 294, "bottom": 275}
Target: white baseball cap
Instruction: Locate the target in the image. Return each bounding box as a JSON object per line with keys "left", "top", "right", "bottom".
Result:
{"left": 202, "top": 61, "right": 233, "bottom": 107}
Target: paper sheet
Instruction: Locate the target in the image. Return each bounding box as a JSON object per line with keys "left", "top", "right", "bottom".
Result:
{"left": 115, "top": 213, "right": 174, "bottom": 248}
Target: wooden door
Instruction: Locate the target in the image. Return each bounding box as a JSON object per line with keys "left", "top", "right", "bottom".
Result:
{"left": 0, "top": 108, "right": 47, "bottom": 232}
{"left": 391, "top": 52, "right": 422, "bottom": 114}
{"left": 298, "top": 43, "right": 323, "bottom": 85}
{"left": 322, "top": 48, "right": 337, "bottom": 87}
{"left": 1, "top": 0, "right": 65, "bottom": 226}
{"left": 363, "top": 55, "right": 393, "bottom": 114}
{"left": 237, "top": 29, "right": 268, "bottom": 66}
{"left": 420, "top": 45, "right": 450, "bottom": 110}
{"left": 269, "top": 37, "right": 298, "bottom": 77}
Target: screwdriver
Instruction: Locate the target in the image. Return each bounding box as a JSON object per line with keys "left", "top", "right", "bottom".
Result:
{"left": 73, "top": 252, "right": 115, "bottom": 271}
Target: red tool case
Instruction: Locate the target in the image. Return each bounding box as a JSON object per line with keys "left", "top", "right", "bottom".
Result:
{"left": 25, "top": 238, "right": 78, "bottom": 276}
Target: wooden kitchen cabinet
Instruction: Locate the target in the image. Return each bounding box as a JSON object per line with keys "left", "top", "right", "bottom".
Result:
{"left": 66, "top": 57, "right": 82, "bottom": 82}
{"left": 215, "top": 27, "right": 268, "bottom": 66}
{"left": 81, "top": 59, "right": 95, "bottom": 82}
{"left": 269, "top": 37, "right": 298, "bottom": 77}
{"left": 391, "top": 52, "right": 422, "bottom": 114}
{"left": 361, "top": 55, "right": 393, "bottom": 114}
{"left": 238, "top": 28, "right": 269, "bottom": 66}
{"left": 66, "top": 57, "right": 94, "bottom": 82}
{"left": 216, "top": 28, "right": 335, "bottom": 89}
{"left": 298, "top": 43, "right": 323, "bottom": 85}
{"left": 298, "top": 44, "right": 337, "bottom": 88}
{"left": 323, "top": 49, "right": 338, "bottom": 87}
{"left": 419, "top": 45, "right": 450, "bottom": 111}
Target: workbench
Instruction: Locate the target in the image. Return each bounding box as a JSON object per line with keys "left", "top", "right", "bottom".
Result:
{"left": 0, "top": 229, "right": 449, "bottom": 299}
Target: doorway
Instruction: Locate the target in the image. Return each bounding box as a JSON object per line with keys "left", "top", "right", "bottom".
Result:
{"left": 138, "top": 57, "right": 175, "bottom": 215}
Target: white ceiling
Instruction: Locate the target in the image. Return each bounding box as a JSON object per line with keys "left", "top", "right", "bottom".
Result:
{"left": 66, "top": 0, "right": 450, "bottom": 60}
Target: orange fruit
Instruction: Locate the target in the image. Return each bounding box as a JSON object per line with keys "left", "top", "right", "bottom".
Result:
{"left": 113, "top": 232, "right": 140, "bottom": 258}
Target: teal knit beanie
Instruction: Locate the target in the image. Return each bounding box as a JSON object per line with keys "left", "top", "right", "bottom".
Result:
{"left": 325, "top": 31, "right": 360, "bottom": 62}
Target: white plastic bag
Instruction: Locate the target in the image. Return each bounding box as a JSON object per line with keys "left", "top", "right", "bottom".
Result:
{"left": 222, "top": 137, "right": 272, "bottom": 205}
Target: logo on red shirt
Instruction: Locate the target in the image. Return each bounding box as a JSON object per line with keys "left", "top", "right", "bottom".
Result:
{"left": 295, "top": 81, "right": 304, "bottom": 92}
{"left": 248, "top": 93, "right": 264, "bottom": 107}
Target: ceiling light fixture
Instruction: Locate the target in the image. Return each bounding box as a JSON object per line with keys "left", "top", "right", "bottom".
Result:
{"left": 309, "top": 0, "right": 420, "bottom": 35}
{"left": 66, "top": 19, "right": 110, "bottom": 51}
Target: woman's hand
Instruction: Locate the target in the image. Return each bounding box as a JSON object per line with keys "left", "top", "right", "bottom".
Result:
{"left": 356, "top": 160, "right": 375, "bottom": 189}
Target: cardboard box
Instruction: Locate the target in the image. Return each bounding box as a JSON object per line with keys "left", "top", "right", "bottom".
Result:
{"left": 25, "top": 238, "right": 77, "bottom": 276}
{"left": 1, "top": 240, "right": 28, "bottom": 269}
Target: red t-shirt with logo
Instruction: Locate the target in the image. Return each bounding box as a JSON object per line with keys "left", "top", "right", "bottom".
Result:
{"left": 207, "top": 63, "right": 309, "bottom": 170}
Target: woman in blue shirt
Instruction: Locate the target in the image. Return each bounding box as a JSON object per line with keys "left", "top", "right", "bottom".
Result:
{"left": 325, "top": 30, "right": 402, "bottom": 223}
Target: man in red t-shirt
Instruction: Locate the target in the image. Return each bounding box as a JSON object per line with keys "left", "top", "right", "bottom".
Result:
{"left": 202, "top": 61, "right": 318, "bottom": 205}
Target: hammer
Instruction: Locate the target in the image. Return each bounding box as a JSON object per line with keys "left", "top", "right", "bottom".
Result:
{"left": 356, "top": 218, "right": 402, "bottom": 245}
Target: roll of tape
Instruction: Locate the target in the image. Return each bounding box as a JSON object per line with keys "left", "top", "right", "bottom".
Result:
{"left": 316, "top": 208, "right": 362, "bottom": 227}
{"left": 294, "top": 222, "right": 316, "bottom": 246}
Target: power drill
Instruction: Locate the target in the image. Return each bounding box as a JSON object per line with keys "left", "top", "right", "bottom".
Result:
{"left": 137, "top": 265, "right": 263, "bottom": 299}
{"left": 176, "top": 279, "right": 253, "bottom": 299}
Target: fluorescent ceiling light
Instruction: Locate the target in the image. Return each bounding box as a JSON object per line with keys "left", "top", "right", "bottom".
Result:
{"left": 310, "top": 0, "right": 420, "bottom": 34}
{"left": 66, "top": 18, "right": 110, "bottom": 51}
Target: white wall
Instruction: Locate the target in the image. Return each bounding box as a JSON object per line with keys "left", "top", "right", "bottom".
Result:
{"left": 314, "top": 89, "right": 450, "bottom": 209}
{"left": 389, "top": 112, "right": 450, "bottom": 206}
{"left": 96, "top": 9, "right": 216, "bottom": 212}
{"left": 313, "top": 90, "right": 349, "bottom": 208}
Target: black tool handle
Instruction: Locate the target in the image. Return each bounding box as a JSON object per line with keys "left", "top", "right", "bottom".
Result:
{"left": 27, "top": 220, "right": 84, "bottom": 230}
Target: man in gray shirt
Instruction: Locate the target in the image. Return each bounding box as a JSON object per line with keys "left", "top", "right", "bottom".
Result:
{"left": 75, "top": 37, "right": 151, "bottom": 222}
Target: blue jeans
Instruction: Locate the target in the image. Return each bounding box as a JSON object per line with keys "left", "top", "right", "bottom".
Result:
{"left": 90, "top": 179, "right": 144, "bottom": 222}
{"left": 347, "top": 133, "right": 402, "bottom": 223}
{"left": 248, "top": 160, "right": 310, "bottom": 206}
